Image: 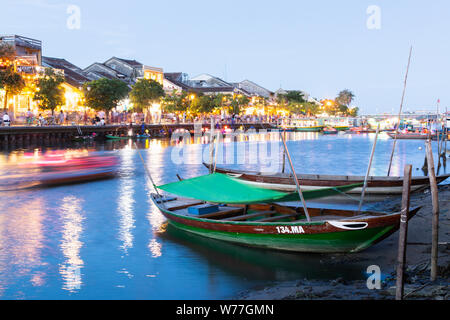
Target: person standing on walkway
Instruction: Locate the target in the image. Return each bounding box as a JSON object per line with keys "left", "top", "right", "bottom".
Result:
{"left": 2, "top": 112, "right": 11, "bottom": 127}
{"left": 37, "top": 114, "right": 45, "bottom": 126}
{"left": 26, "top": 109, "right": 33, "bottom": 125}
{"left": 59, "top": 110, "right": 65, "bottom": 125}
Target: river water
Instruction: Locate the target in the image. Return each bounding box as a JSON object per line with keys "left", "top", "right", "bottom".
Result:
{"left": 0, "top": 131, "right": 447, "bottom": 299}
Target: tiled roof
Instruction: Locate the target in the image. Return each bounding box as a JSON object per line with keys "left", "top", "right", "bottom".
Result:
{"left": 42, "top": 56, "right": 90, "bottom": 88}
{"left": 113, "top": 57, "right": 143, "bottom": 67}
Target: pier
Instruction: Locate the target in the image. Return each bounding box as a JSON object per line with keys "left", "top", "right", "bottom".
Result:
{"left": 0, "top": 122, "right": 274, "bottom": 148}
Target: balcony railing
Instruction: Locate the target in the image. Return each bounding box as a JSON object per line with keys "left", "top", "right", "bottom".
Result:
{"left": 0, "top": 35, "right": 42, "bottom": 50}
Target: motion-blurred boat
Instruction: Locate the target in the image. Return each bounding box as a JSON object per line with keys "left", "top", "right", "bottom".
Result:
{"left": 0, "top": 151, "right": 119, "bottom": 190}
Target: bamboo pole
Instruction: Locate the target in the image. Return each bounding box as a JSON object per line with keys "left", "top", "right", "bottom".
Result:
{"left": 209, "top": 116, "right": 215, "bottom": 173}
{"left": 388, "top": 46, "right": 413, "bottom": 176}
{"left": 279, "top": 131, "right": 311, "bottom": 222}
{"left": 395, "top": 164, "right": 412, "bottom": 300}
{"left": 436, "top": 101, "right": 441, "bottom": 157}
{"left": 358, "top": 124, "right": 380, "bottom": 212}
{"left": 213, "top": 131, "right": 220, "bottom": 173}
{"left": 425, "top": 140, "right": 440, "bottom": 281}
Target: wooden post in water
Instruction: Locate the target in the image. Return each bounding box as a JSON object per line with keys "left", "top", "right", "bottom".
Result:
{"left": 425, "top": 140, "right": 439, "bottom": 281}
{"left": 279, "top": 131, "right": 311, "bottom": 222}
{"left": 358, "top": 124, "right": 380, "bottom": 212}
{"left": 387, "top": 46, "right": 413, "bottom": 176}
{"left": 395, "top": 164, "right": 412, "bottom": 300}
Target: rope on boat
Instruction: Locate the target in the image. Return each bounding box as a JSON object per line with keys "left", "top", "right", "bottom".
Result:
{"left": 329, "top": 187, "right": 381, "bottom": 211}
{"left": 132, "top": 141, "right": 166, "bottom": 207}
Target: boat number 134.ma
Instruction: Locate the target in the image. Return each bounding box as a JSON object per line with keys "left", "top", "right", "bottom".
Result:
{"left": 275, "top": 226, "right": 305, "bottom": 234}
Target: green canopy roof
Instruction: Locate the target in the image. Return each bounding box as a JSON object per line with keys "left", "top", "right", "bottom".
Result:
{"left": 157, "top": 173, "right": 361, "bottom": 204}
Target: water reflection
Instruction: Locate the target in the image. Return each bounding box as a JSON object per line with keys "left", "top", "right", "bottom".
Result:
{"left": 145, "top": 140, "right": 166, "bottom": 259}
{"left": 0, "top": 195, "right": 45, "bottom": 296}
{"left": 162, "top": 224, "right": 365, "bottom": 282}
{"left": 0, "top": 132, "right": 446, "bottom": 299}
{"left": 59, "top": 195, "right": 84, "bottom": 292}
{"left": 117, "top": 146, "right": 135, "bottom": 254}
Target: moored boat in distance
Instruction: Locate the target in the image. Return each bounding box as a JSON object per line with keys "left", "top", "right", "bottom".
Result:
{"left": 278, "top": 118, "right": 324, "bottom": 132}
{"left": 333, "top": 126, "right": 350, "bottom": 131}
{"left": 322, "top": 126, "right": 338, "bottom": 134}
{"left": 205, "top": 163, "right": 450, "bottom": 195}
{"left": 346, "top": 126, "right": 376, "bottom": 134}
{"left": 387, "top": 132, "right": 431, "bottom": 140}
{"left": 105, "top": 134, "right": 131, "bottom": 140}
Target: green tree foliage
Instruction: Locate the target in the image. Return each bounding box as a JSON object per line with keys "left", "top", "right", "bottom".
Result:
{"left": 129, "top": 78, "right": 165, "bottom": 112}
{"left": 230, "top": 95, "right": 250, "bottom": 114}
{"left": 335, "top": 89, "right": 355, "bottom": 107}
{"left": 162, "top": 90, "right": 188, "bottom": 114}
{"left": 285, "top": 90, "right": 306, "bottom": 103}
{"left": 0, "top": 43, "right": 15, "bottom": 61}
{"left": 32, "top": 68, "right": 65, "bottom": 115}
{"left": 0, "top": 66, "right": 25, "bottom": 110}
{"left": 190, "top": 94, "right": 216, "bottom": 115}
{"left": 83, "top": 78, "right": 129, "bottom": 114}
{"left": 0, "top": 43, "right": 25, "bottom": 110}
{"left": 337, "top": 104, "right": 349, "bottom": 115}
{"left": 212, "top": 93, "right": 228, "bottom": 110}
{"left": 348, "top": 107, "right": 359, "bottom": 117}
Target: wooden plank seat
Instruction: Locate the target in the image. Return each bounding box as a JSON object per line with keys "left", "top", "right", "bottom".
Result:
{"left": 295, "top": 215, "right": 346, "bottom": 222}
{"left": 258, "top": 213, "right": 300, "bottom": 222}
{"left": 167, "top": 201, "right": 204, "bottom": 211}
{"left": 222, "top": 210, "right": 277, "bottom": 221}
{"left": 194, "top": 207, "right": 244, "bottom": 219}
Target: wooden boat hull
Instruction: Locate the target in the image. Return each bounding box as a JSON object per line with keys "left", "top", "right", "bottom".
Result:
{"left": 152, "top": 194, "right": 420, "bottom": 253}
{"left": 207, "top": 164, "right": 450, "bottom": 195}
{"left": 292, "top": 126, "right": 324, "bottom": 132}
{"left": 277, "top": 126, "right": 324, "bottom": 132}
{"left": 333, "top": 126, "right": 349, "bottom": 131}
{"left": 387, "top": 132, "right": 431, "bottom": 140}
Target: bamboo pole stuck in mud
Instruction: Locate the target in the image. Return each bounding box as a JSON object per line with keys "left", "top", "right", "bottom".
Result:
{"left": 395, "top": 164, "right": 412, "bottom": 300}
{"left": 387, "top": 46, "right": 413, "bottom": 176}
{"left": 425, "top": 140, "right": 440, "bottom": 281}
{"left": 358, "top": 124, "right": 380, "bottom": 212}
{"left": 279, "top": 131, "right": 311, "bottom": 222}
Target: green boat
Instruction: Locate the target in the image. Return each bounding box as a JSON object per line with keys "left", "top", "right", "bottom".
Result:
{"left": 281, "top": 125, "right": 324, "bottom": 132}
{"left": 105, "top": 134, "right": 131, "bottom": 140}
{"left": 151, "top": 173, "right": 419, "bottom": 253}
{"left": 333, "top": 126, "right": 349, "bottom": 131}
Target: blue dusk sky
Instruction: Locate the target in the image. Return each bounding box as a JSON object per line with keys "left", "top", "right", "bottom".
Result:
{"left": 1, "top": 0, "right": 449, "bottom": 114}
